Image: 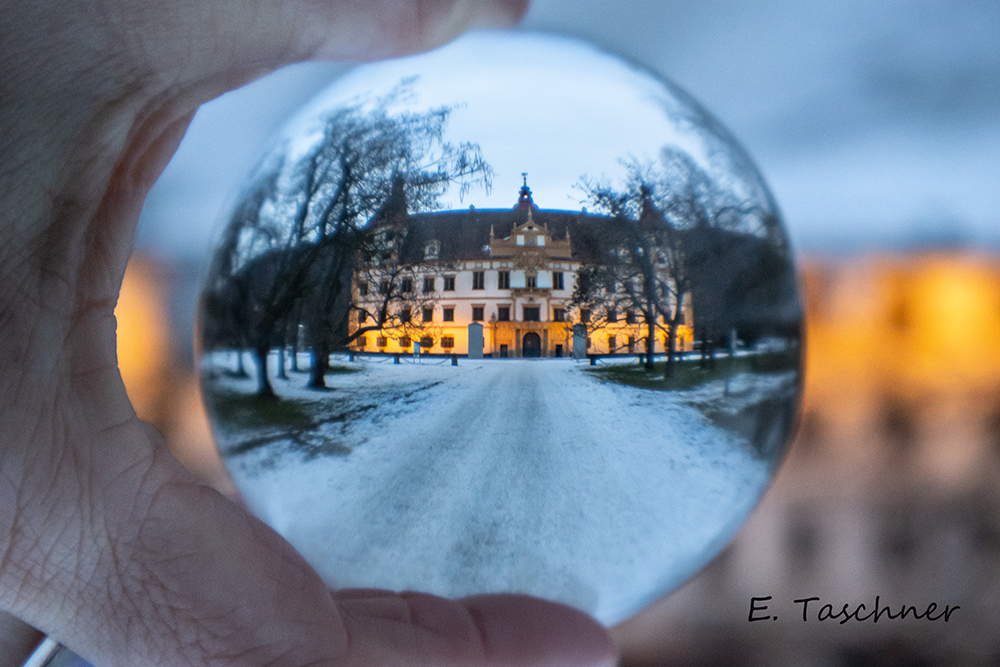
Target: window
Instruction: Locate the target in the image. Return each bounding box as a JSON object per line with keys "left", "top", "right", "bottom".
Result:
{"left": 441, "top": 336, "right": 455, "bottom": 349}
{"left": 586, "top": 337, "right": 592, "bottom": 349}
{"left": 423, "top": 276, "right": 435, "bottom": 293}
{"left": 553, "top": 272, "right": 564, "bottom": 290}
{"left": 399, "top": 336, "right": 411, "bottom": 348}
{"left": 422, "top": 307, "right": 433, "bottom": 323}
{"left": 377, "top": 336, "right": 388, "bottom": 347}
{"left": 379, "top": 280, "right": 389, "bottom": 295}
{"left": 358, "top": 311, "right": 368, "bottom": 324}
{"left": 628, "top": 336, "right": 635, "bottom": 353}
{"left": 443, "top": 275, "right": 456, "bottom": 291}
{"left": 526, "top": 274, "right": 537, "bottom": 288}
{"left": 424, "top": 240, "right": 440, "bottom": 260}
{"left": 443, "top": 307, "right": 454, "bottom": 322}
{"left": 358, "top": 281, "right": 369, "bottom": 297}
{"left": 580, "top": 309, "right": 591, "bottom": 323}
{"left": 497, "top": 305, "right": 510, "bottom": 321}
{"left": 472, "top": 271, "right": 485, "bottom": 290}
{"left": 608, "top": 336, "right": 617, "bottom": 350}
{"left": 472, "top": 306, "right": 484, "bottom": 321}
{"left": 401, "top": 277, "right": 413, "bottom": 293}
{"left": 523, "top": 306, "right": 540, "bottom": 322}
{"left": 552, "top": 308, "right": 565, "bottom": 322}
{"left": 626, "top": 310, "right": 636, "bottom": 324}
{"left": 677, "top": 312, "right": 686, "bottom": 325}
{"left": 356, "top": 336, "right": 367, "bottom": 348}
{"left": 607, "top": 309, "right": 617, "bottom": 323}
{"left": 420, "top": 336, "right": 433, "bottom": 348}
{"left": 498, "top": 271, "right": 510, "bottom": 289}
{"left": 400, "top": 308, "right": 411, "bottom": 323}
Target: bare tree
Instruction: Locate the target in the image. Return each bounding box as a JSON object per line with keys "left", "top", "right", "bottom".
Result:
{"left": 574, "top": 157, "right": 697, "bottom": 377}
{"left": 573, "top": 146, "right": 781, "bottom": 378}
{"left": 201, "top": 86, "right": 492, "bottom": 396}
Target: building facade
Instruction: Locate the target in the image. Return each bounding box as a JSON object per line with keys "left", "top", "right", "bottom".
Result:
{"left": 350, "top": 181, "right": 694, "bottom": 358}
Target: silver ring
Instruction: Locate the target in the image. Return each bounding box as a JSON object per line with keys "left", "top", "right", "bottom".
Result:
{"left": 22, "top": 638, "right": 87, "bottom": 667}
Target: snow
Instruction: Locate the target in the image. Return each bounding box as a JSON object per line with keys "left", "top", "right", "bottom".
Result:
{"left": 202, "top": 351, "right": 790, "bottom": 624}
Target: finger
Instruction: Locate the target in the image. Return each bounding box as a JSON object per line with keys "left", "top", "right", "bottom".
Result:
{"left": 333, "top": 590, "right": 618, "bottom": 667}
{"left": 3, "top": 0, "right": 531, "bottom": 311}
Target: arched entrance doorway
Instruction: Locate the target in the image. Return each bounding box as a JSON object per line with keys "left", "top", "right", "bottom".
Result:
{"left": 522, "top": 332, "right": 542, "bottom": 357}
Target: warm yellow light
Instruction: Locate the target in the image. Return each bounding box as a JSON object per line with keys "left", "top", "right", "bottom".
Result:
{"left": 115, "top": 256, "right": 171, "bottom": 422}
{"left": 800, "top": 252, "right": 1000, "bottom": 424}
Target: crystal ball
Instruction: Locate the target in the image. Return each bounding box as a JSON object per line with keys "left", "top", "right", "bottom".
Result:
{"left": 198, "top": 31, "right": 802, "bottom": 624}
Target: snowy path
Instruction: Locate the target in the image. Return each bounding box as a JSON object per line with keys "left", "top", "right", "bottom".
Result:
{"left": 208, "top": 356, "right": 775, "bottom": 623}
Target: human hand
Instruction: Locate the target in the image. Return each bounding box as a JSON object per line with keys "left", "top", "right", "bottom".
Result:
{"left": 0, "top": 1, "right": 617, "bottom": 665}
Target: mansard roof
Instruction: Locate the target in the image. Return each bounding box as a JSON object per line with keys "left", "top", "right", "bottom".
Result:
{"left": 396, "top": 207, "right": 616, "bottom": 265}
{"left": 382, "top": 178, "right": 621, "bottom": 265}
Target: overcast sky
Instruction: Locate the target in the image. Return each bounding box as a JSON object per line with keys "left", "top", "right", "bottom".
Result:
{"left": 138, "top": 0, "right": 1000, "bottom": 257}
{"left": 268, "top": 33, "right": 748, "bottom": 214}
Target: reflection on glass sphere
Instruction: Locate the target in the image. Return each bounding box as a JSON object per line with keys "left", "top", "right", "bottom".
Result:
{"left": 197, "top": 32, "right": 802, "bottom": 624}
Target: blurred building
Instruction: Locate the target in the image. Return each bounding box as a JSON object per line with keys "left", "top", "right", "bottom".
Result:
{"left": 117, "top": 250, "right": 1000, "bottom": 666}
{"left": 614, "top": 253, "right": 1000, "bottom": 667}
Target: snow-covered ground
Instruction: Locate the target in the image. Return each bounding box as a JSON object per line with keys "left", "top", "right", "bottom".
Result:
{"left": 201, "top": 351, "right": 793, "bottom": 623}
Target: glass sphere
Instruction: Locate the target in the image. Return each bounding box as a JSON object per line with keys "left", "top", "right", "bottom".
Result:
{"left": 198, "top": 31, "right": 802, "bottom": 625}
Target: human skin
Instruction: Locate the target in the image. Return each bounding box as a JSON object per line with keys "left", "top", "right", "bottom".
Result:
{"left": 0, "top": 1, "right": 617, "bottom": 666}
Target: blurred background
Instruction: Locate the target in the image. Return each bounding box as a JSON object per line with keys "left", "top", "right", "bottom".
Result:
{"left": 121, "top": 1, "right": 1000, "bottom": 665}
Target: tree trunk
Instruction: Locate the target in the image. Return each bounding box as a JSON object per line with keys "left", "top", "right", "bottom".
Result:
{"left": 290, "top": 341, "right": 300, "bottom": 371}
{"left": 253, "top": 345, "right": 276, "bottom": 399}
{"left": 235, "top": 349, "right": 249, "bottom": 378}
{"left": 276, "top": 347, "right": 288, "bottom": 380}
{"left": 664, "top": 322, "right": 677, "bottom": 379}
{"left": 308, "top": 342, "right": 330, "bottom": 389}
{"left": 644, "top": 311, "right": 656, "bottom": 371}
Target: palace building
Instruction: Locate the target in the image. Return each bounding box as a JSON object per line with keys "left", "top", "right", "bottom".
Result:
{"left": 350, "top": 178, "right": 695, "bottom": 358}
